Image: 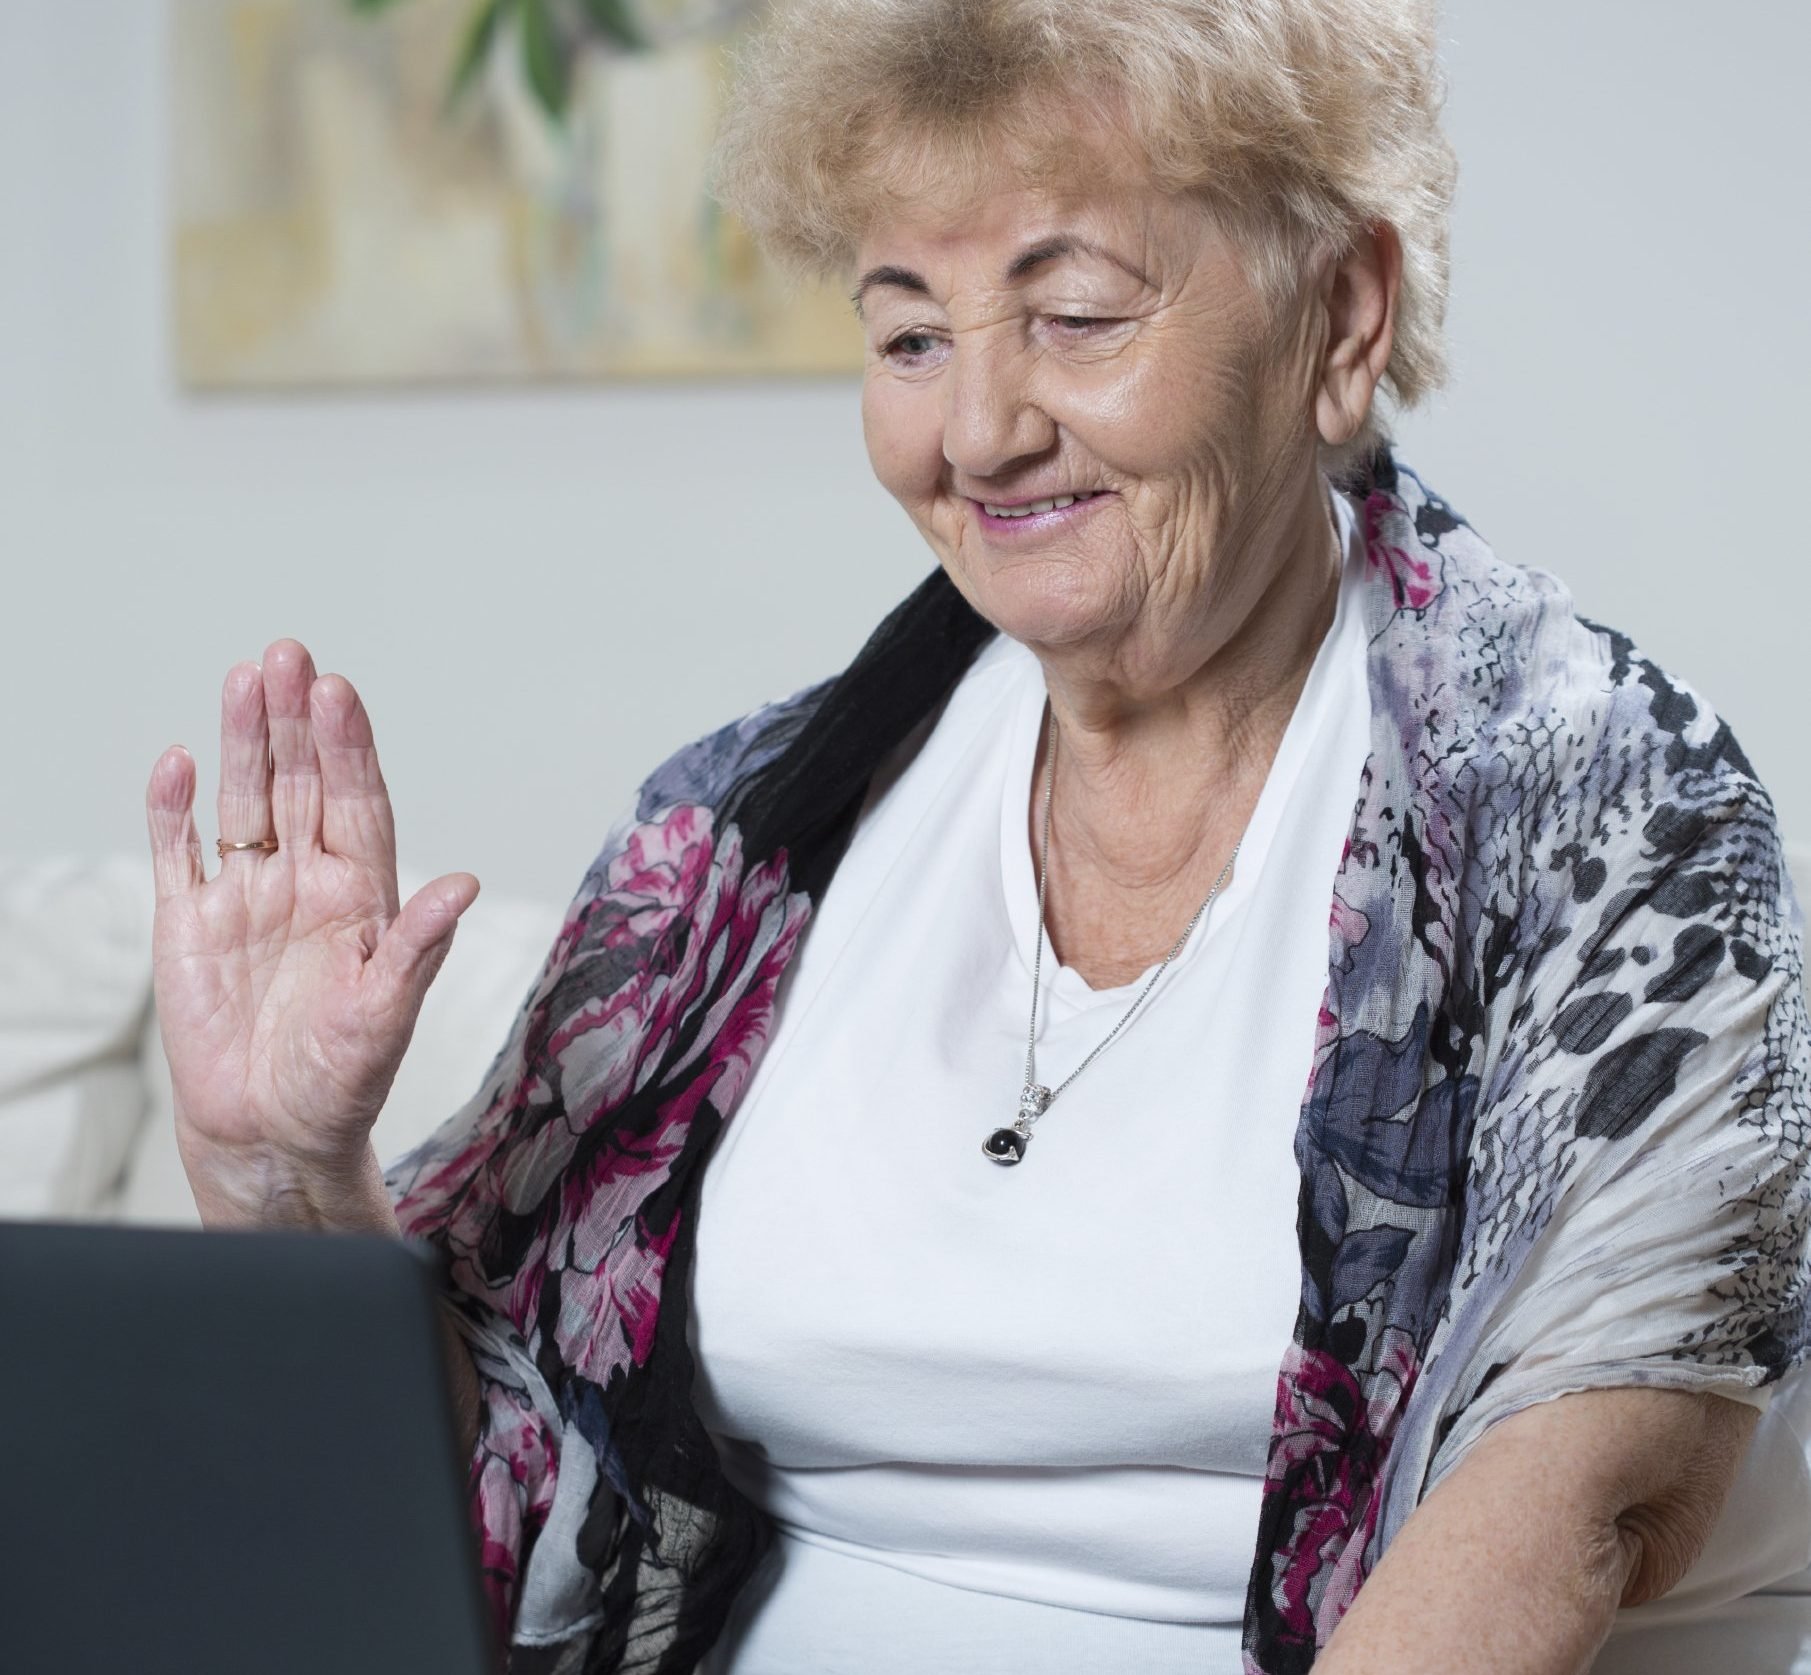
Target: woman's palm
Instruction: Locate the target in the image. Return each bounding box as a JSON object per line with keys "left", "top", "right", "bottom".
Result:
{"left": 146, "top": 640, "right": 479, "bottom": 1204}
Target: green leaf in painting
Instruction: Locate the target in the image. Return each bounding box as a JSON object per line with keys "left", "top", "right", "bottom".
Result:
{"left": 519, "top": 0, "right": 570, "bottom": 118}
{"left": 578, "top": 0, "right": 647, "bottom": 51}
{"left": 447, "top": 0, "right": 512, "bottom": 105}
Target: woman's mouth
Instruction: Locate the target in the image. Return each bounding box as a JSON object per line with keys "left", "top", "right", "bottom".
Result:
{"left": 972, "top": 490, "right": 1112, "bottom": 536}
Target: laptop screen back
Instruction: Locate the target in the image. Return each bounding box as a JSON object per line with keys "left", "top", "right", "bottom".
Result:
{"left": 0, "top": 1219, "right": 499, "bottom": 1675}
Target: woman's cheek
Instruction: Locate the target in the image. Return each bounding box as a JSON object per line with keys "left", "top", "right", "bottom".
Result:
{"left": 863, "top": 377, "right": 946, "bottom": 517}
{"left": 1042, "top": 344, "right": 1184, "bottom": 483}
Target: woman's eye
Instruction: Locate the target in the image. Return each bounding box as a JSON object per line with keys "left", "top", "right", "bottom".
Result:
{"left": 1048, "top": 314, "right": 1111, "bottom": 333}
{"left": 882, "top": 331, "right": 943, "bottom": 362}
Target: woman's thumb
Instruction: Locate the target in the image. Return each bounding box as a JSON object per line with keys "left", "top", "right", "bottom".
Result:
{"left": 371, "top": 873, "right": 481, "bottom": 1012}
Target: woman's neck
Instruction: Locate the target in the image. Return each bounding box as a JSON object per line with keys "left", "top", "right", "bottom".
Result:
{"left": 1030, "top": 473, "right": 1342, "bottom": 972}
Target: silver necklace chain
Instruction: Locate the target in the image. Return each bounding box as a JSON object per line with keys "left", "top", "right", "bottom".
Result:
{"left": 981, "top": 708, "right": 1242, "bottom": 1167}
{"left": 980, "top": 493, "right": 1341, "bottom": 1167}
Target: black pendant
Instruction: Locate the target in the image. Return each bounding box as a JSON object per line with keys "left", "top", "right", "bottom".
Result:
{"left": 983, "top": 1127, "right": 1029, "bottom": 1166}
{"left": 984, "top": 1084, "right": 1049, "bottom": 1167}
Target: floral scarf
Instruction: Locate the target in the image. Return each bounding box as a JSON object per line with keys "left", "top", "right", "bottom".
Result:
{"left": 386, "top": 450, "right": 1811, "bottom": 1674}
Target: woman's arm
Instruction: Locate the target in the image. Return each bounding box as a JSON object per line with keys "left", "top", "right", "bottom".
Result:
{"left": 1317, "top": 1386, "right": 1759, "bottom": 1675}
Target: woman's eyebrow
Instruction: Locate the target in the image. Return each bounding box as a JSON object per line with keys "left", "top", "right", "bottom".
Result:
{"left": 850, "top": 266, "right": 929, "bottom": 316}
{"left": 851, "top": 236, "right": 1152, "bottom": 316}
{"left": 1005, "top": 235, "right": 1153, "bottom": 289}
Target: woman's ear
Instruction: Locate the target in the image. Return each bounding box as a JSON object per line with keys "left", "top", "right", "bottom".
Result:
{"left": 1315, "top": 222, "right": 1404, "bottom": 447}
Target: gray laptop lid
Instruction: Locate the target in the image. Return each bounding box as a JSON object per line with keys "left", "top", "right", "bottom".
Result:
{"left": 0, "top": 1219, "right": 499, "bottom": 1675}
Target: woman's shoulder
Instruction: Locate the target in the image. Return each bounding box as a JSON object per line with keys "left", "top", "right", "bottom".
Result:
{"left": 630, "top": 673, "right": 841, "bottom": 821}
{"left": 1359, "top": 457, "right": 1800, "bottom": 1038}
{"left": 623, "top": 567, "right": 1005, "bottom": 840}
{"left": 1374, "top": 456, "right": 1773, "bottom": 822}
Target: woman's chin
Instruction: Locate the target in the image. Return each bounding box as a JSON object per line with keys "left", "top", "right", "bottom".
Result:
{"left": 966, "top": 589, "right": 1126, "bottom": 656}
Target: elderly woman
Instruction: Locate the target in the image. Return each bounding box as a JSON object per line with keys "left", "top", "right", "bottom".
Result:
{"left": 142, "top": 1, "right": 1810, "bottom": 1671}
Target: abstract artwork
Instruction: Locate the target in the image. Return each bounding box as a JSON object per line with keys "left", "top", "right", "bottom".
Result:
{"left": 171, "top": 0, "right": 862, "bottom": 385}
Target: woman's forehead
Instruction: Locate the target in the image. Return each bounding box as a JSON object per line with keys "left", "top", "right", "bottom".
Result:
{"left": 852, "top": 176, "right": 1213, "bottom": 296}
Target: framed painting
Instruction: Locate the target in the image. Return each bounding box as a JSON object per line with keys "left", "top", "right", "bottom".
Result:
{"left": 170, "top": 0, "right": 862, "bottom": 384}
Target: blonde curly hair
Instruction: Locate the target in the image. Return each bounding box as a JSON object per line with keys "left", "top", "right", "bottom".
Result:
{"left": 712, "top": 0, "right": 1458, "bottom": 462}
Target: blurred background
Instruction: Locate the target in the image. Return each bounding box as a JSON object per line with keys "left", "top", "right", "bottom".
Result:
{"left": 4, "top": 0, "right": 1809, "bottom": 899}
{"left": 1, "top": 0, "right": 1806, "bottom": 1220}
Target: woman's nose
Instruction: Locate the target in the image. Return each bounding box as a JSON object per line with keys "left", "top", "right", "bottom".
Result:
{"left": 940, "top": 339, "right": 1057, "bottom": 479}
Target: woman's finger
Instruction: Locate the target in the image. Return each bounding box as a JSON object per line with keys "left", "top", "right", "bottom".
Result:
{"left": 264, "top": 638, "right": 322, "bottom": 853}
{"left": 146, "top": 746, "right": 206, "bottom": 902}
{"left": 216, "top": 660, "right": 274, "bottom": 861}
{"left": 313, "top": 674, "right": 399, "bottom": 912}
{"left": 367, "top": 872, "right": 482, "bottom": 1021}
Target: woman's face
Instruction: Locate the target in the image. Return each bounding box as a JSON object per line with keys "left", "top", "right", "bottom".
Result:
{"left": 856, "top": 149, "right": 1325, "bottom": 691}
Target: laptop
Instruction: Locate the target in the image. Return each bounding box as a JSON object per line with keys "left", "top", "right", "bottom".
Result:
{"left": 0, "top": 1219, "right": 500, "bottom": 1675}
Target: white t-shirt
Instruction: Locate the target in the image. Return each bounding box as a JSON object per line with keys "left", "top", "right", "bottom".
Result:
{"left": 687, "top": 481, "right": 1811, "bottom": 1672}
{"left": 688, "top": 484, "right": 1371, "bottom": 1671}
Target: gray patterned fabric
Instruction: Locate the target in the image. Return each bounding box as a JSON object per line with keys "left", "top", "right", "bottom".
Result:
{"left": 1246, "top": 456, "right": 1810, "bottom": 1670}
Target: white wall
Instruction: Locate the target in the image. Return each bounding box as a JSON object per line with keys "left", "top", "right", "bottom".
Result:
{"left": 2, "top": 1, "right": 1806, "bottom": 910}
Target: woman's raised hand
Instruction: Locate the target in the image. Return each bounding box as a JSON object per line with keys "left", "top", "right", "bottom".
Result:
{"left": 144, "top": 640, "right": 480, "bottom": 1231}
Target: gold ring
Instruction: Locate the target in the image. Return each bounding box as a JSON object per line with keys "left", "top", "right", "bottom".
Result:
{"left": 217, "top": 837, "right": 280, "bottom": 857}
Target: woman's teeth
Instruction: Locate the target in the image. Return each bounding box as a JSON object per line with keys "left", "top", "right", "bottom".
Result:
{"left": 982, "top": 491, "right": 1102, "bottom": 519}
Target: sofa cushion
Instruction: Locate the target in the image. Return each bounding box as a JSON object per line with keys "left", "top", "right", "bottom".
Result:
{"left": 0, "top": 857, "right": 156, "bottom": 1219}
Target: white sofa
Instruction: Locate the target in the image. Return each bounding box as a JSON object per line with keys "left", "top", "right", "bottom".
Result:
{"left": 0, "top": 855, "right": 566, "bottom": 1226}
{"left": 4, "top": 844, "right": 1810, "bottom": 1226}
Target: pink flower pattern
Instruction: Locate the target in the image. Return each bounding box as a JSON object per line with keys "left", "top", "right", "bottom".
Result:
{"left": 1363, "top": 490, "right": 1441, "bottom": 611}
{"left": 1257, "top": 1330, "right": 1420, "bottom": 1661}
{"left": 389, "top": 800, "right": 809, "bottom": 1643}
